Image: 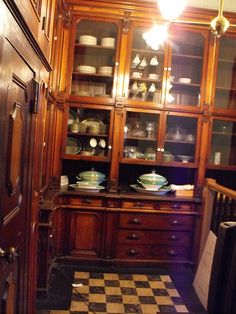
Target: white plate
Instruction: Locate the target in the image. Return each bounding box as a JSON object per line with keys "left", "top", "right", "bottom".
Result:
{"left": 130, "top": 184, "right": 172, "bottom": 195}
{"left": 69, "top": 184, "right": 105, "bottom": 192}
{"left": 66, "top": 137, "right": 82, "bottom": 154}
{"left": 177, "top": 155, "right": 193, "bottom": 162}
{"left": 179, "top": 77, "right": 191, "bottom": 84}
{"left": 79, "top": 35, "right": 97, "bottom": 45}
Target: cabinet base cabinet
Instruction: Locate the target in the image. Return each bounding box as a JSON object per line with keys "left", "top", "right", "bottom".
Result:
{"left": 59, "top": 195, "right": 200, "bottom": 268}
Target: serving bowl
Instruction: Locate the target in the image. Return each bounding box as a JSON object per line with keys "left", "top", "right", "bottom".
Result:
{"left": 77, "top": 168, "right": 106, "bottom": 183}
{"left": 138, "top": 170, "right": 167, "bottom": 186}
{"left": 76, "top": 181, "right": 99, "bottom": 189}
{"left": 137, "top": 180, "right": 164, "bottom": 191}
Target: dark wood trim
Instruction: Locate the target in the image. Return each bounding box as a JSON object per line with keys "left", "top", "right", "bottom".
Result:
{"left": 3, "top": 0, "right": 52, "bottom": 71}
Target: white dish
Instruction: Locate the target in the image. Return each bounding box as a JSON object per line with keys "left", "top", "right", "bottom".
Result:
{"left": 69, "top": 184, "right": 105, "bottom": 192}
{"left": 130, "top": 184, "right": 172, "bottom": 195}
{"left": 98, "top": 66, "right": 113, "bottom": 75}
{"left": 177, "top": 155, "right": 193, "bottom": 162}
{"left": 148, "top": 74, "right": 159, "bottom": 80}
{"left": 101, "top": 37, "right": 115, "bottom": 47}
{"left": 77, "top": 65, "right": 96, "bottom": 74}
{"left": 76, "top": 181, "right": 99, "bottom": 189}
{"left": 132, "top": 72, "right": 142, "bottom": 78}
{"left": 79, "top": 35, "right": 97, "bottom": 45}
{"left": 179, "top": 77, "right": 191, "bottom": 84}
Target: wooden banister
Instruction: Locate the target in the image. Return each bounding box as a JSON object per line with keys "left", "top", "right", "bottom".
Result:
{"left": 199, "top": 178, "right": 236, "bottom": 259}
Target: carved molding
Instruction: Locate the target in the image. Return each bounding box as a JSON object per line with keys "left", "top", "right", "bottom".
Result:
{"left": 122, "top": 11, "right": 131, "bottom": 33}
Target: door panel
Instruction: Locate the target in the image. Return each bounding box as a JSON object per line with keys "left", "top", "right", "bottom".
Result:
{"left": 0, "top": 38, "right": 35, "bottom": 313}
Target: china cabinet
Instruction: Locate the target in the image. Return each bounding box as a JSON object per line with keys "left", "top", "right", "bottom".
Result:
{"left": 53, "top": 0, "right": 236, "bottom": 270}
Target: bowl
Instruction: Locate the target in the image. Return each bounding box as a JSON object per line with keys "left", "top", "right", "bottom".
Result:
{"left": 77, "top": 168, "right": 106, "bottom": 183}
{"left": 101, "top": 37, "right": 115, "bottom": 47}
{"left": 138, "top": 170, "right": 167, "bottom": 185}
{"left": 79, "top": 35, "right": 97, "bottom": 45}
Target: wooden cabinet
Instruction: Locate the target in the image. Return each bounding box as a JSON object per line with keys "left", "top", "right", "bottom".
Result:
{"left": 59, "top": 193, "right": 199, "bottom": 267}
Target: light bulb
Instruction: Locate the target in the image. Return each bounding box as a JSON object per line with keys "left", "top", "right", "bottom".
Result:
{"left": 158, "top": 0, "right": 187, "bottom": 20}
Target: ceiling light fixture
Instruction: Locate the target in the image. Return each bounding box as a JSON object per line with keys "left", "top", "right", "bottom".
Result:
{"left": 158, "top": 0, "right": 187, "bottom": 21}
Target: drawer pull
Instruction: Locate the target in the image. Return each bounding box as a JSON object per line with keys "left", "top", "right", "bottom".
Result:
{"left": 127, "top": 248, "right": 139, "bottom": 256}
{"left": 171, "top": 204, "right": 181, "bottom": 209}
{"left": 127, "top": 233, "right": 139, "bottom": 240}
{"left": 170, "top": 220, "right": 182, "bottom": 226}
{"left": 128, "top": 218, "right": 141, "bottom": 225}
{"left": 167, "top": 250, "right": 178, "bottom": 256}
{"left": 82, "top": 198, "right": 92, "bottom": 204}
{"left": 134, "top": 202, "right": 143, "bottom": 207}
{"left": 169, "top": 235, "right": 178, "bottom": 241}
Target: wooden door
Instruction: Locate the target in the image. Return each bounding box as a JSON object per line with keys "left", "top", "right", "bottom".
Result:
{"left": 0, "top": 37, "right": 35, "bottom": 313}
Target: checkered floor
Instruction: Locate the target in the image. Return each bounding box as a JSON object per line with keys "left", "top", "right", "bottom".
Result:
{"left": 50, "top": 271, "right": 189, "bottom": 314}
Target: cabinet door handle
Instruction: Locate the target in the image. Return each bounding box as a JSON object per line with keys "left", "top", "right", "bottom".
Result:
{"left": 128, "top": 218, "right": 141, "bottom": 225}
{"left": 168, "top": 235, "right": 178, "bottom": 241}
{"left": 167, "top": 250, "right": 178, "bottom": 256}
{"left": 127, "top": 233, "right": 139, "bottom": 240}
{"left": 82, "top": 198, "right": 92, "bottom": 204}
{"left": 170, "top": 220, "right": 182, "bottom": 226}
{"left": 127, "top": 248, "right": 139, "bottom": 256}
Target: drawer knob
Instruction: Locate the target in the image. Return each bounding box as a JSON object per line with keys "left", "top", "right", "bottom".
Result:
{"left": 171, "top": 204, "right": 181, "bottom": 209}
{"left": 167, "top": 250, "right": 178, "bottom": 256}
{"left": 127, "top": 248, "right": 139, "bottom": 256}
{"left": 169, "top": 235, "right": 178, "bottom": 241}
{"left": 82, "top": 198, "right": 92, "bottom": 204}
{"left": 127, "top": 233, "right": 139, "bottom": 240}
{"left": 134, "top": 202, "right": 143, "bottom": 207}
{"left": 170, "top": 220, "right": 182, "bottom": 226}
{"left": 128, "top": 218, "right": 141, "bottom": 225}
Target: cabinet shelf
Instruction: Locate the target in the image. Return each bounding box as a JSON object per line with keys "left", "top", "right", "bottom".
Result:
{"left": 68, "top": 132, "right": 108, "bottom": 138}
{"left": 63, "top": 154, "right": 110, "bottom": 162}
{"left": 172, "top": 82, "right": 200, "bottom": 90}
{"left": 215, "top": 86, "right": 236, "bottom": 92}
{"left": 172, "top": 53, "right": 203, "bottom": 60}
{"left": 72, "top": 72, "right": 113, "bottom": 79}
{"left": 125, "top": 136, "right": 156, "bottom": 141}
{"left": 212, "top": 131, "right": 236, "bottom": 136}
{"left": 132, "top": 48, "right": 164, "bottom": 56}
{"left": 165, "top": 139, "right": 196, "bottom": 145}
{"left": 75, "top": 43, "right": 115, "bottom": 52}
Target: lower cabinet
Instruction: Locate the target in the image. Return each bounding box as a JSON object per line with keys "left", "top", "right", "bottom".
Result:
{"left": 59, "top": 194, "right": 200, "bottom": 267}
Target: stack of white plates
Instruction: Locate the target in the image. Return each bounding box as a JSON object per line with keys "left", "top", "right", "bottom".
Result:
{"left": 77, "top": 65, "right": 96, "bottom": 74}
{"left": 98, "top": 66, "right": 112, "bottom": 75}
{"left": 79, "top": 35, "right": 97, "bottom": 45}
{"left": 101, "top": 37, "right": 115, "bottom": 47}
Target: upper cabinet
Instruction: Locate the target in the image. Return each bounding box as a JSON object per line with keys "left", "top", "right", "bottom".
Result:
{"left": 124, "top": 22, "right": 208, "bottom": 111}
{"left": 69, "top": 18, "right": 120, "bottom": 102}
{"left": 213, "top": 34, "right": 236, "bottom": 114}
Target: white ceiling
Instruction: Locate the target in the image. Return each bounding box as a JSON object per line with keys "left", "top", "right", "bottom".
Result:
{"left": 188, "top": 0, "right": 236, "bottom": 13}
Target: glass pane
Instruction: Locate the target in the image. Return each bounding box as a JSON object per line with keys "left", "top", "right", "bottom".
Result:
{"left": 67, "top": 107, "right": 110, "bottom": 157}
{"left": 128, "top": 26, "right": 165, "bottom": 103}
{"left": 210, "top": 120, "right": 236, "bottom": 166}
{"left": 71, "top": 20, "right": 117, "bottom": 97}
{"left": 164, "top": 115, "right": 197, "bottom": 163}
{"left": 123, "top": 112, "right": 159, "bottom": 160}
{"left": 168, "top": 29, "right": 204, "bottom": 106}
{"left": 214, "top": 37, "right": 236, "bottom": 110}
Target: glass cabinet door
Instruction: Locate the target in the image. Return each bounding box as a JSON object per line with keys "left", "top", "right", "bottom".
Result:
{"left": 214, "top": 36, "right": 236, "bottom": 111}
{"left": 209, "top": 119, "right": 236, "bottom": 167}
{"left": 65, "top": 105, "right": 112, "bottom": 159}
{"left": 71, "top": 19, "right": 118, "bottom": 98}
{"left": 167, "top": 28, "right": 205, "bottom": 108}
{"left": 127, "top": 25, "right": 165, "bottom": 104}
{"left": 164, "top": 115, "right": 198, "bottom": 163}
{"left": 122, "top": 110, "right": 160, "bottom": 162}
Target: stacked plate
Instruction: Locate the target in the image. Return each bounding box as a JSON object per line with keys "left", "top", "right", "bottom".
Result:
{"left": 79, "top": 35, "right": 97, "bottom": 45}
{"left": 77, "top": 65, "right": 96, "bottom": 74}
{"left": 98, "top": 66, "right": 113, "bottom": 75}
{"left": 101, "top": 37, "right": 115, "bottom": 47}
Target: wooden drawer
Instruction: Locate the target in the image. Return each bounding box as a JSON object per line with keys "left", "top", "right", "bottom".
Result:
{"left": 121, "top": 200, "right": 194, "bottom": 212}
{"left": 66, "top": 196, "right": 105, "bottom": 208}
{"left": 116, "top": 244, "right": 190, "bottom": 261}
{"left": 119, "top": 213, "right": 193, "bottom": 231}
{"left": 117, "top": 230, "right": 191, "bottom": 246}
